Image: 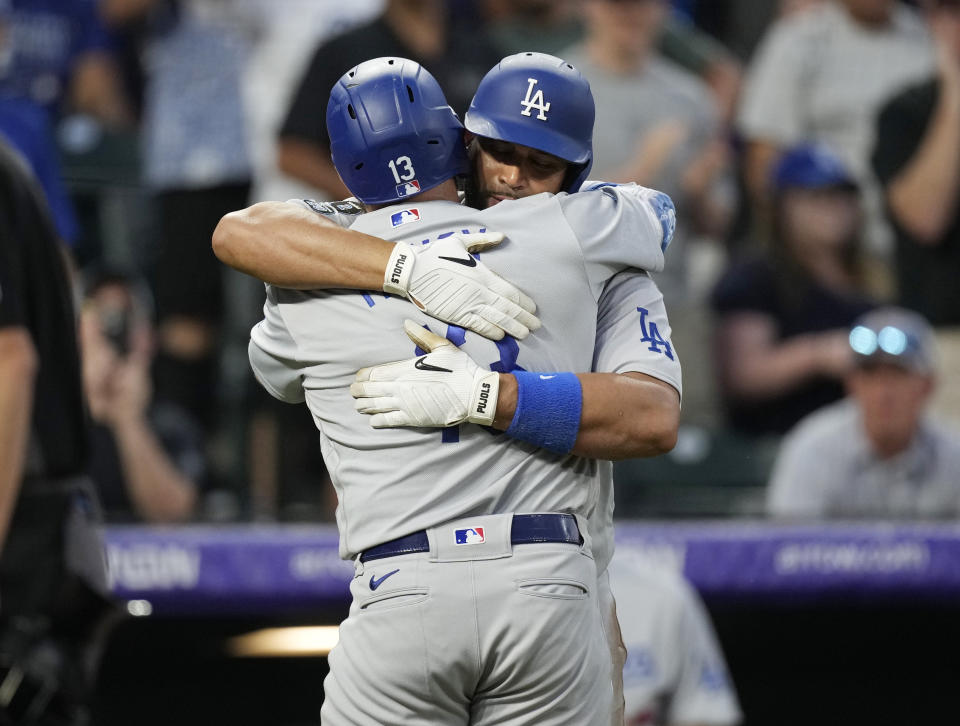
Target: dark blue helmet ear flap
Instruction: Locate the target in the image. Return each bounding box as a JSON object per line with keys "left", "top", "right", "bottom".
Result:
{"left": 327, "top": 57, "right": 469, "bottom": 205}
{"left": 465, "top": 52, "right": 595, "bottom": 193}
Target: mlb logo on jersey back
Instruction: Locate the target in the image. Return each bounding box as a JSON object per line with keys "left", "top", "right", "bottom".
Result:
{"left": 395, "top": 180, "right": 421, "bottom": 197}
{"left": 391, "top": 208, "right": 420, "bottom": 227}
{"left": 455, "top": 527, "right": 485, "bottom": 545}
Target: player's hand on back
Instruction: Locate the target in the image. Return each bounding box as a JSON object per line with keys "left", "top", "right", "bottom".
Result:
{"left": 351, "top": 320, "right": 499, "bottom": 428}
{"left": 383, "top": 232, "right": 541, "bottom": 341}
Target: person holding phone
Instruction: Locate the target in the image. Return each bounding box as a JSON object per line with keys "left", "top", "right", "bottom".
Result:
{"left": 80, "top": 268, "right": 206, "bottom": 523}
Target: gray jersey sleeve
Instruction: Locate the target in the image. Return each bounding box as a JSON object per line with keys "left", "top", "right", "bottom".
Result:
{"left": 249, "top": 285, "right": 305, "bottom": 403}
{"left": 593, "top": 270, "right": 682, "bottom": 400}
{"left": 562, "top": 182, "right": 675, "bottom": 294}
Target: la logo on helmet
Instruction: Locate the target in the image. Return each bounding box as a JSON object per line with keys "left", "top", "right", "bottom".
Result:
{"left": 520, "top": 78, "right": 551, "bottom": 121}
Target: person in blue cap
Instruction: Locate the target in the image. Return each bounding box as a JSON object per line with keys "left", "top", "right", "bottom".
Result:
{"left": 710, "top": 143, "right": 876, "bottom": 437}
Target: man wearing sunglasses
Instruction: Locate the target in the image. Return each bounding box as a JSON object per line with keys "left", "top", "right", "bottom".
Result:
{"left": 768, "top": 307, "right": 960, "bottom": 518}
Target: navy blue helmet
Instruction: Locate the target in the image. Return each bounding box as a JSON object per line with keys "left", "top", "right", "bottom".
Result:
{"left": 327, "top": 57, "right": 469, "bottom": 205}
{"left": 465, "top": 52, "right": 595, "bottom": 192}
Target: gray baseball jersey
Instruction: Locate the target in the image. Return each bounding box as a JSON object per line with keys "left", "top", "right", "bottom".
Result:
{"left": 250, "top": 183, "right": 675, "bottom": 560}
{"left": 610, "top": 553, "right": 742, "bottom": 726}
{"left": 301, "top": 192, "right": 685, "bottom": 613}
{"left": 251, "top": 185, "right": 682, "bottom": 725}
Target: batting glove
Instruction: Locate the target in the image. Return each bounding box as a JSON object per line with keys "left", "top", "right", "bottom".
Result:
{"left": 351, "top": 320, "right": 500, "bottom": 428}
{"left": 382, "top": 232, "right": 540, "bottom": 341}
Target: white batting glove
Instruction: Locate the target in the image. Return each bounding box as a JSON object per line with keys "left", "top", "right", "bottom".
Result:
{"left": 351, "top": 320, "right": 500, "bottom": 428}
{"left": 382, "top": 232, "right": 540, "bottom": 341}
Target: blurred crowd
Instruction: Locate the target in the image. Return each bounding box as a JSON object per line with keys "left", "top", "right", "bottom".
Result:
{"left": 5, "top": 2, "right": 960, "bottom": 724}
{"left": 3, "top": 0, "right": 960, "bottom": 525}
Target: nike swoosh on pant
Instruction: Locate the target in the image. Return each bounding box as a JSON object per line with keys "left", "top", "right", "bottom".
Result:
{"left": 369, "top": 569, "right": 400, "bottom": 590}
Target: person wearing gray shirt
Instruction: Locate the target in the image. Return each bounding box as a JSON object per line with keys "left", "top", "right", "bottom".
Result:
{"left": 768, "top": 307, "right": 960, "bottom": 518}
{"left": 563, "top": 0, "right": 735, "bottom": 302}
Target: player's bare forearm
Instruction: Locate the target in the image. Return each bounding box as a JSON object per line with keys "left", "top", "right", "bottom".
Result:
{"left": 575, "top": 372, "right": 679, "bottom": 459}
{"left": 717, "top": 314, "right": 852, "bottom": 398}
{"left": 0, "top": 328, "right": 38, "bottom": 554}
{"left": 493, "top": 371, "right": 679, "bottom": 460}
{"left": 213, "top": 201, "right": 392, "bottom": 290}
{"left": 887, "top": 62, "right": 960, "bottom": 244}
{"left": 351, "top": 325, "right": 675, "bottom": 457}
{"left": 111, "top": 415, "right": 197, "bottom": 523}
{"left": 219, "top": 213, "right": 540, "bottom": 340}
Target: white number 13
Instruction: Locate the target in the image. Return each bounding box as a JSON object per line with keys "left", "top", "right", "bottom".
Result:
{"left": 388, "top": 156, "right": 415, "bottom": 183}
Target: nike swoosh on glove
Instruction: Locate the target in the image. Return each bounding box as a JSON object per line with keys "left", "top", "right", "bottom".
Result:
{"left": 350, "top": 320, "right": 500, "bottom": 428}
{"left": 382, "top": 232, "right": 541, "bottom": 341}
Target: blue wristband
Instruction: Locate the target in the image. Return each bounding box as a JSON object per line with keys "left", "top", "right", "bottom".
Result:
{"left": 505, "top": 372, "right": 583, "bottom": 455}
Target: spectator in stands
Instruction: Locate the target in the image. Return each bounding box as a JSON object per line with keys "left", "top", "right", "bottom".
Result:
{"left": 657, "top": 2, "right": 743, "bottom": 126}
{"left": 482, "top": 0, "right": 583, "bottom": 57}
{"left": 564, "top": 0, "right": 735, "bottom": 287}
{"left": 0, "top": 0, "right": 129, "bottom": 246}
{"left": 768, "top": 307, "right": 960, "bottom": 518}
{"left": 0, "top": 0, "right": 128, "bottom": 123}
{"left": 0, "top": 96, "right": 80, "bottom": 246}
{"left": 242, "top": 0, "right": 382, "bottom": 205}
{"left": 101, "top": 0, "right": 255, "bottom": 434}
{"left": 872, "top": 0, "right": 960, "bottom": 326}
{"left": 0, "top": 137, "right": 109, "bottom": 726}
{"left": 277, "top": 0, "right": 502, "bottom": 200}
{"left": 80, "top": 268, "right": 205, "bottom": 523}
{"left": 485, "top": 0, "right": 743, "bottom": 125}
{"left": 694, "top": 0, "right": 824, "bottom": 64}
{"left": 610, "top": 552, "right": 742, "bottom": 726}
{"left": 739, "top": 0, "right": 933, "bottom": 206}
{"left": 738, "top": 0, "right": 934, "bottom": 286}
{"left": 711, "top": 144, "right": 875, "bottom": 436}
{"left": 0, "top": 0, "right": 130, "bottom": 126}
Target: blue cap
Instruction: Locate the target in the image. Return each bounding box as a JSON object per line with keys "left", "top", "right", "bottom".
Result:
{"left": 465, "top": 52, "right": 594, "bottom": 192}
{"left": 848, "top": 307, "right": 937, "bottom": 374}
{"left": 772, "top": 144, "right": 858, "bottom": 191}
{"left": 327, "top": 57, "right": 469, "bottom": 205}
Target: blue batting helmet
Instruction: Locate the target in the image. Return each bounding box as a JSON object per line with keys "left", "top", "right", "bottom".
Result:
{"left": 327, "top": 57, "right": 469, "bottom": 205}
{"left": 464, "top": 52, "right": 595, "bottom": 192}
